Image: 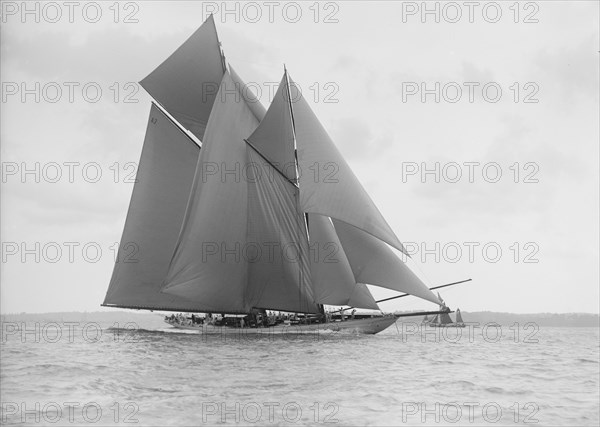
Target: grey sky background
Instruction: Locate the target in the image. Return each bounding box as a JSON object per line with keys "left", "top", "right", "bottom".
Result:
{"left": 1, "top": 1, "right": 598, "bottom": 314}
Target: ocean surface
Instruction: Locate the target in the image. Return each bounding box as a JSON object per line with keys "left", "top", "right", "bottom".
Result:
{"left": 1, "top": 316, "right": 598, "bottom": 426}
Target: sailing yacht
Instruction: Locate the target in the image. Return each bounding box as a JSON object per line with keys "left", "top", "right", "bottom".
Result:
{"left": 426, "top": 294, "right": 466, "bottom": 328}
{"left": 102, "top": 16, "right": 452, "bottom": 335}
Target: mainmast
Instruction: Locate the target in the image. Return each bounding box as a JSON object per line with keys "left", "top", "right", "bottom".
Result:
{"left": 283, "top": 66, "right": 312, "bottom": 315}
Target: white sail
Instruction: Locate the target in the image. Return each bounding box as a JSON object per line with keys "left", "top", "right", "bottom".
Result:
{"left": 161, "top": 72, "right": 258, "bottom": 313}
{"left": 140, "top": 15, "right": 225, "bottom": 140}
{"left": 103, "top": 104, "right": 204, "bottom": 311}
{"left": 246, "top": 74, "right": 296, "bottom": 181}
{"left": 307, "top": 213, "right": 379, "bottom": 310}
{"left": 349, "top": 283, "right": 380, "bottom": 311}
{"left": 288, "top": 75, "right": 408, "bottom": 256}
{"left": 105, "top": 19, "right": 445, "bottom": 318}
{"left": 230, "top": 65, "right": 267, "bottom": 122}
{"left": 162, "top": 72, "right": 319, "bottom": 314}
{"left": 245, "top": 72, "right": 407, "bottom": 255}
{"left": 244, "top": 148, "right": 318, "bottom": 313}
{"left": 331, "top": 219, "right": 440, "bottom": 305}
{"left": 437, "top": 292, "right": 445, "bottom": 305}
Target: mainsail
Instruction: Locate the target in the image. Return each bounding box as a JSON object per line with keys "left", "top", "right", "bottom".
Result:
{"left": 103, "top": 104, "right": 203, "bottom": 311}
{"left": 104, "top": 16, "right": 441, "bottom": 316}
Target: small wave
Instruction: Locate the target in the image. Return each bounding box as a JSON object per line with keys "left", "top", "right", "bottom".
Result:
{"left": 484, "top": 386, "right": 505, "bottom": 394}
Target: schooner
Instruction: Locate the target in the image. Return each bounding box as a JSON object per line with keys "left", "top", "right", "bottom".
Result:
{"left": 102, "top": 16, "right": 453, "bottom": 335}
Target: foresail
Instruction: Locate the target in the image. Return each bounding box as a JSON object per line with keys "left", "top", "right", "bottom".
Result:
{"left": 103, "top": 104, "right": 204, "bottom": 311}
{"left": 289, "top": 76, "right": 408, "bottom": 256}
{"left": 456, "top": 309, "right": 464, "bottom": 323}
{"left": 140, "top": 15, "right": 225, "bottom": 141}
{"left": 244, "top": 149, "right": 318, "bottom": 314}
{"left": 349, "top": 283, "right": 379, "bottom": 311}
{"left": 308, "top": 213, "right": 379, "bottom": 310}
{"left": 246, "top": 74, "right": 296, "bottom": 181}
{"left": 332, "top": 219, "right": 440, "bottom": 305}
{"left": 161, "top": 72, "right": 258, "bottom": 313}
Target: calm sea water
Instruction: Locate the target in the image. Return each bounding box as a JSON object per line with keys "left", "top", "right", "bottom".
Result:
{"left": 1, "top": 318, "right": 598, "bottom": 426}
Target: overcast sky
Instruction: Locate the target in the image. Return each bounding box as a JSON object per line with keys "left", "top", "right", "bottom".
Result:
{"left": 1, "top": 1, "right": 598, "bottom": 314}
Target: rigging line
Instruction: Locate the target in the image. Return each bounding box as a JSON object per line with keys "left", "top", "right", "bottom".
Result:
{"left": 374, "top": 279, "right": 472, "bottom": 304}
{"left": 404, "top": 251, "right": 436, "bottom": 290}
{"left": 328, "top": 279, "right": 472, "bottom": 314}
{"left": 244, "top": 139, "right": 298, "bottom": 189}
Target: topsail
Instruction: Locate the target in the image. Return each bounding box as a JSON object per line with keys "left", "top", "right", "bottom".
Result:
{"left": 140, "top": 15, "right": 225, "bottom": 141}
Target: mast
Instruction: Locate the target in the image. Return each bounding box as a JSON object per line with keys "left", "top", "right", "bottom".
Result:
{"left": 283, "top": 66, "right": 311, "bottom": 314}
{"left": 211, "top": 14, "right": 228, "bottom": 74}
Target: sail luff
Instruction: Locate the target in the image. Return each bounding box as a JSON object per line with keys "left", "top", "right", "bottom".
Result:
{"left": 282, "top": 68, "right": 313, "bottom": 313}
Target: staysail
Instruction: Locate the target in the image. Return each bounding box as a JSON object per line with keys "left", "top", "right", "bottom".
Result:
{"left": 331, "top": 219, "right": 440, "bottom": 305}
{"left": 244, "top": 147, "right": 318, "bottom": 313}
{"left": 140, "top": 15, "right": 225, "bottom": 141}
{"left": 288, "top": 75, "right": 409, "bottom": 256}
{"left": 246, "top": 74, "right": 296, "bottom": 181}
{"left": 103, "top": 104, "right": 204, "bottom": 311}
{"left": 307, "top": 213, "right": 379, "bottom": 310}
